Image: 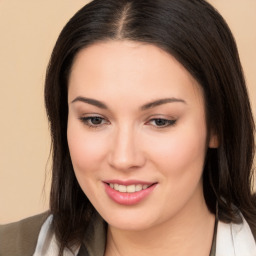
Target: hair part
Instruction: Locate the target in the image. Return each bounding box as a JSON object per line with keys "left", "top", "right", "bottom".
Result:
{"left": 44, "top": 0, "right": 256, "bottom": 253}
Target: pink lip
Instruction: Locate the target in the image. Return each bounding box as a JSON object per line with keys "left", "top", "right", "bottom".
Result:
{"left": 103, "top": 181, "right": 157, "bottom": 205}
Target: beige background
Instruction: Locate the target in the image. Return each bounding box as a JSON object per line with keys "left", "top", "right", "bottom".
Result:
{"left": 0, "top": 0, "right": 255, "bottom": 224}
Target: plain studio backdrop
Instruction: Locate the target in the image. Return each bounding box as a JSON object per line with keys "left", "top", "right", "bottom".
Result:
{"left": 0, "top": 0, "right": 255, "bottom": 224}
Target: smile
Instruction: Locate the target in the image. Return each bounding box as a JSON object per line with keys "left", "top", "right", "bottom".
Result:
{"left": 103, "top": 181, "right": 157, "bottom": 205}
{"left": 108, "top": 183, "right": 150, "bottom": 193}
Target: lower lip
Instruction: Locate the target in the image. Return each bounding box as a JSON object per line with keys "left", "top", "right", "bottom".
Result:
{"left": 104, "top": 183, "right": 157, "bottom": 205}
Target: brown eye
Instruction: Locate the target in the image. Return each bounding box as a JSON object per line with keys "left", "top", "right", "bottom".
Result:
{"left": 148, "top": 118, "right": 176, "bottom": 128}
{"left": 89, "top": 116, "right": 104, "bottom": 125}
{"left": 79, "top": 116, "right": 109, "bottom": 128}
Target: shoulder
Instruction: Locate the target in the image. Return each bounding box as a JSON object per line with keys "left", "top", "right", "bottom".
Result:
{"left": 0, "top": 212, "right": 49, "bottom": 256}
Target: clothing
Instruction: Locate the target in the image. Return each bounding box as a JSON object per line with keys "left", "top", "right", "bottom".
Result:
{"left": 0, "top": 212, "right": 255, "bottom": 256}
{"left": 216, "top": 215, "right": 256, "bottom": 255}
{"left": 0, "top": 213, "right": 48, "bottom": 256}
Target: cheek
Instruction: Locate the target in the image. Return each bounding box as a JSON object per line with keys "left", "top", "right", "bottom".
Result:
{"left": 67, "top": 120, "right": 107, "bottom": 174}
{"left": 67, "top": 120, "right": 109, "bottom": 201}
{"left": 145, "top": 123, "right": 207, "bottom": 215}
{"left": 146, "top": 121, "right": 207, "bottom": 177}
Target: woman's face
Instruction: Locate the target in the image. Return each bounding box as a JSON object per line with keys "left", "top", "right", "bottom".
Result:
{"left": 67, "top": 41, "right": 216, "bottom": 231}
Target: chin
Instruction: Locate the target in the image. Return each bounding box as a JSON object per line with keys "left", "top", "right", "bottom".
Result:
{"left": 100, "top": 209, "right": 162, "bottom": 231}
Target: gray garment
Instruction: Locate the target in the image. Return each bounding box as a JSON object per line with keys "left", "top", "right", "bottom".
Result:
{"left": 0, "top": 212, "right": 106, "bottom": 256}
{"left": 0, "top": 212, "right": 49, "bottom": 256}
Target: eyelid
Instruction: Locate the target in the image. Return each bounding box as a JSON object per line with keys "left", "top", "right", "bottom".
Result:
{"left": 79, "top": 114, "right": 110, "bottom": 128}
{"left": 78, "top": 113, "right": 177, "bottom": 129}
{"left": 145, "top": 115, "right": 177, "bottom": 128}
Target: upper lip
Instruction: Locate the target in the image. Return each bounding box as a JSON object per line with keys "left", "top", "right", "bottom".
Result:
{"left": 103, "top": 179, "right": 157, "bottom": 186}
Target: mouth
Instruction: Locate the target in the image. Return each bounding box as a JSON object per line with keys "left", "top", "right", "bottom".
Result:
{"left": 106, "top": 183, "right": 154, "bottom": 193}
{"left": 103, "top": 180, "right": 157, "bottom": 205}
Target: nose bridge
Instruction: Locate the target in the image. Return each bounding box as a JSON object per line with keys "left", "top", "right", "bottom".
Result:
{"left": 108, "top": 123, "right": 144, "bottom": 170}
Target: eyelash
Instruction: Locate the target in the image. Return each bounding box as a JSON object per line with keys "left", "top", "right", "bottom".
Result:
{"left": 79, "top": 116, "right": 177, "bottom": 129}
{"left": 146, "top": 118, "right": 177, "bottom": 128}
{"left": 79, "top": 116, "right": 109, "bottom": 128}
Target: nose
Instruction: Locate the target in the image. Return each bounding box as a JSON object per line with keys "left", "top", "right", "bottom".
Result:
{"left": 108, "top": 125, "right": 145, "bottom": 171}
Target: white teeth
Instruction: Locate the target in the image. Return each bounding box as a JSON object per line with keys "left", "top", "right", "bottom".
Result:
{"left": 127, "top": 185, "right": 136, "bottom": 193}
{"left": 143, "top": 184, "right": 149, "bottom": 189}
{"left": 109, "top": 183, "right": 151, "bottom": 193}
{"left": 135, "top": 184, "right": 142, "bottom": 192}
{"left": 118, "top": 185, "right": 127, "bottom": 193}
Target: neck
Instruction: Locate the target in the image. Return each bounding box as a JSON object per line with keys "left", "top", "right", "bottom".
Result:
{"left": 105, "top": 193, "right": 215, "bottom": 256}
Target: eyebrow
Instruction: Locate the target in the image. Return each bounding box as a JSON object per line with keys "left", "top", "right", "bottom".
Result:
{"left": 140, "top": 98, "right": 186, "bottom": 110}
{"left": 71, "top": 96, "right": 186, "bottom": 110}
{"left": 71, "top": 96, "right": 108, "bottom": 109}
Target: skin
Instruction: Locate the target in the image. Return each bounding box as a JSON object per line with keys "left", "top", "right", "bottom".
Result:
{"left": 67, "top": 41, "right": 217, "bottom": 256}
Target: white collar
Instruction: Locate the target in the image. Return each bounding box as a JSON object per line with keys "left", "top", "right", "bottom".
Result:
{"left": 33, "top": 215, "right": 79, "bottom": 256}
{"left": 216, "top": 213, "right": 256, "bottom": 256}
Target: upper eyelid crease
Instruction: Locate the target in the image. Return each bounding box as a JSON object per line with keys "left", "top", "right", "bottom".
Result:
{"left": 71, "top": 96, "right": 186, "bottom": 110}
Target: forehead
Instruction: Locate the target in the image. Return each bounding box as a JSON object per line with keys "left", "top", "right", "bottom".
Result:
{"left": 68, "top": 40, "right": 204, "bottom": 106}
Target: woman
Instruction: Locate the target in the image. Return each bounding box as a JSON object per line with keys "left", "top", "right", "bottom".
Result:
{"left": 0, "top": 0, "right": 255, "bottom": 255}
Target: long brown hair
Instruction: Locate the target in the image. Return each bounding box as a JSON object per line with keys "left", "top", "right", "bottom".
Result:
{"left": 44, "top": 0, "right": 256, "bottom": 253}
